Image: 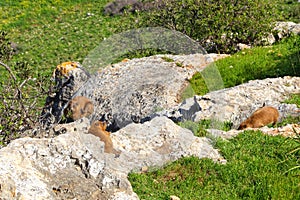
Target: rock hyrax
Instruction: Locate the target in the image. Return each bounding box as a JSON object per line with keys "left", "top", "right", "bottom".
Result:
{"left": 238, "top": 106, "right": 279, "bottom": 130}
{"left": 88, "top": 120, "right": 120, "bottom": 155}
{"left": 69, "top": 96, "right": 94, "bottom": 120}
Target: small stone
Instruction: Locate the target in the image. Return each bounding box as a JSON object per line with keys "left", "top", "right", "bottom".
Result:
{"left": 170, "top": 195, "right": 180, "bottom": 200}
{"left": 141, "top": 166, "right": 148, "bottom": 173}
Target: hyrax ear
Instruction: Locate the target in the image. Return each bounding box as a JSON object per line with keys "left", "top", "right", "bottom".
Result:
{"left": 92, "top": 121, "right": 100, "bottom": 127}
{"left": 70, "top": 100, "right": 78, "bottom": 111}
{"left": 98, "top": 121, "right": 107, "bottom": 131}
{"left": 83, "top": 101, "right": 94, "bottom": 116}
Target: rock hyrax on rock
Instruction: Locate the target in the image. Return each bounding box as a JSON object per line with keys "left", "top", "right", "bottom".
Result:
{"left": 238, "top": 106, "right": 279, "bottom": 130}
{"left": 69, "top": 96, "right": 94, "bottom": 120}
{"left": 88, "top": 120, "right": 120, "bottom": 155}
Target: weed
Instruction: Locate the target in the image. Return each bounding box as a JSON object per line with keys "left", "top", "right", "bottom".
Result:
{"left": 161, "top": 56, "right": 174, "bottom": 63}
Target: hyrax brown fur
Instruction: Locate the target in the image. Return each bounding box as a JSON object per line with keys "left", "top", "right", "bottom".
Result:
{"left": 69, "top": 96, "right": 94, "bottom": 120}
{"left": 238, "top": 106, "right": 279, "bottom": 130}
{"left": 88, "top": 120, "right": 120, "bottom": 155}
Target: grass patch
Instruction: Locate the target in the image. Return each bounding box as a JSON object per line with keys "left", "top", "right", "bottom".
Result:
{"left": 284, "top": 93, "right": 300, "bottom": 108}
{"left": 129, "top": 131, "right": 300, "bottom": 199}
{"left": 0, "top": 0, "right": 137, "bottom": 79}
{"left": 189, "top": 35, "right": 300, "bottom": 94}
{"left": 276, "top": 93, "right": 300, "bottom": 127}
{"left": 278, "top": 115, "right": 300, "bottom": 127}
{"left": 178, "top": 120, "right": 233, "bottom": 137}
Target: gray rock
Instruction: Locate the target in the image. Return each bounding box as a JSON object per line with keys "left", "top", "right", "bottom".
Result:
{"left": 40, "top": 65, "right": 90, "bottom": 127}
{"left": 266, "top": 22, "right": 300, "bottom": 44}
{"left": 192, "top": 76, "right": 300, "bottom": 128}
{"left": 0, "top": 116, "right": 221, "bottom": 200}
{"left": 148, "top": 77, "right": 299, "bottom": 130}
{"left": 178, "top": 96, "right": 201, "bottom": 121}
{"left": 41, "top": 54, "right": 227, "bottom": 132}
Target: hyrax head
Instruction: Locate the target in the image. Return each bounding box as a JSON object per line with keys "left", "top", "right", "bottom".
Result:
{"left": 94, "top": 121, "right": 108, "bottom": 132}
{"left": 237, "top": 121, "right": 250, "bottom": 130}
{"left": 69, "top": 96, "right": 94, "bottom": 120}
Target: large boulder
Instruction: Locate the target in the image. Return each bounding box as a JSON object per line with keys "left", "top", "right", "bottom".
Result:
{"left": 145, "top": 76, "right": 300, "bottom": 129}
{"left": 0, "top": 117, "right": 221, "bottom": 199}
{"left": 193, "top": 76, "right": 300, "bottom": 128}
{"left": 41, "top": 54, "right": 227, "bottom": 131}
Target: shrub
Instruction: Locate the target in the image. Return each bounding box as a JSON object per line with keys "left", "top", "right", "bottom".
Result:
{"left": 0, "top": 31, "right": 48, "bottom": 147}
{"left": 0, "top": 31, "right": 13, "bottom": 61}
{"left": 275, "top": 0, "right": 300, "bottom": 23}
{"left": 143, "top": 0, "right": 280, "bottom": 53}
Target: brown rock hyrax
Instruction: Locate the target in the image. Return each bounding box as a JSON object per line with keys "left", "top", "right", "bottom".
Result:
{"left": 69, "top": 96, "right": 94, "bottom": 120}
{"left": 238, "top": 106, "right": 279, "bottom": 130}
{"left": 88, "top": 120, "right": 120, "bottom": 155}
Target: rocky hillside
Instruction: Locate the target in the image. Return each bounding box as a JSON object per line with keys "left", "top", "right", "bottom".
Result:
{"left": 0, "top": 50, "right": 299, "bottom": 199}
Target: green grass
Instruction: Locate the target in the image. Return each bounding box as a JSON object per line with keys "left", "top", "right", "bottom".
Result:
{"left": 178, "top": 120, "right": 233, "bottom": 137}
{"left": 189, "top": 35, "right": 300, "bottom": 94}
{"left": 0, "top": 0, "right": 137, "bottom": 78}
{"left": 284, "top": 93, "right": 300, "bottom": 108}
{"left": 129, "top": 131, "right": 300, "bottom": 200}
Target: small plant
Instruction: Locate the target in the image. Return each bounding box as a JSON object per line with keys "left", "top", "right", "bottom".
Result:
{"left": 161, "top": 56, "right": 174, "bottom": 62}
{"left": 179, "top": 84, "right": 196, "bottom": 102}
{"left": 0, "top": 31, "right": 48, "bottom": 147}
{"left": 178, "top": 120, "right": 211, "bottom": 137}
{"left": 175, "top": 62, "right": 183, "bottom": 67}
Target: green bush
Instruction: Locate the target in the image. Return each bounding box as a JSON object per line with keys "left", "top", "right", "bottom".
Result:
{"left": 143, "top": 0, "right": 279, "bottom": 53}
{"left": 276, "top": 0, "right": 300, "bottom": 23}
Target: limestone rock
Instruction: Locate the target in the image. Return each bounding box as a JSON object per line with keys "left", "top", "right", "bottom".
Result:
{"left": 192, "top": 76, "right": 300, "bottom": 128}
{"left": 266, "top": 22, "right": 300, "bottom": 44}
{"left": 208, "top": 123, "right": 300, "bottom": 140}
{"left": 148, "top": 77, "right": 299, "bottom": 130}
{"left": 0, "top": 117, "right": 222, "bottom": 199}
{"left": 41, "top": 54, "right": 227, "bottom": 132}
{"left": 40, "top": 65, "right": 90, "bottom": 127}
{"left": 260, "top": 123, "right": 300, "bottom": 137}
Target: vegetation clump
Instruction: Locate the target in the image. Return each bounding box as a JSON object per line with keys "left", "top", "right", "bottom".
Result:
{"left": 142, "top": 0, "right": 280, "bottom": 53}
